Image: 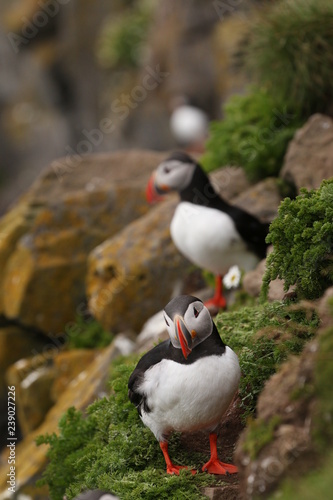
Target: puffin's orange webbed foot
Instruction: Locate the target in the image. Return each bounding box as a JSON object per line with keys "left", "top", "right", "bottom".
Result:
{"left": 202, "top": 458, "right": 238, "bottom": 475}
{"left": 166, "top": 465, "right": 197, "bottom": 475}
{"left": 160, "top": 441, "right": 197, "bottom": 476}
{"left": 202, "top": 433, "right": 238, "bottom": 475}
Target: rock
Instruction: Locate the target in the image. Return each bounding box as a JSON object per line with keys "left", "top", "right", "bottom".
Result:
{"left": 202, "top": 485, "right": 241, "bottom": 500}
{"left": 281, "top": 114, "right": 333, "bottom": 192}
{"left": 6, "top": 349, "right": 102, "bottom": 436}
{"left": 51, "top": 349, "right": 97, "bottom": 401}
{"left": 0, "top": 325, "right": 46, "bottom": 442}
{"left": 235, "top": 290, "right": 333, "bottom": 498}
{"left": 243, "top": 257, "right": 291, "bottom": 301}
{"left": 235, "top": 341, "right": 317, "bottom": 498}
{"left": 0, "top": 199, "right": 35, "bottom": 313}
{"left": 7, "top": 356, "right": 57, "bottom": 437}
{"left": 243, "top": 245, "right": 296, "bottom": 301}
{"left": 0, "top": 2, "right": 116, "bottom": 216}
{"left": 233, "top": 177, "right": 283, "bottom": 223}
{"left": 0, "top": 150, "right": 166, "bottom": 334}
{"left": 0, "top": 326, "right": 46, "bottom": 399}
{"left": 211, "top": 166, "right": 250, "bottom": 202}
{"left": 0, "top": 342, "right": 121, "bottom": 496}
{"left": 87, "top": 198, "right": 190, "bottom": 332}
{"left": 112, "top": 332, "right": 136, "bottom": 357}
{"left": 135, "top": 310, "right": 169, "bottom": 352}
{"left": 316, "top": 287, "right": 333, "bottom": 330}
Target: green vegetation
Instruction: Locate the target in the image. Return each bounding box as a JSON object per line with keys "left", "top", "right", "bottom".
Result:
{"left": 243, "top": 0, "right": 333, "bottom": 117}
{"left": 216, "top": 301, "right": 318, "bottom": 418}
{"left": 276, "top": 449, "right": 333, "bottom": 500}
{"left": 242, "top": 415, "right": 281, "bottom": 460}
{"left": 313, "top": 318, "right": 333, "bottom": 449}
{"left": 36, "top": 302, "right": 318, "bottom": 499}
{"left": 96, "top": 2, "right": 153, "bottom": 69}
{"left": 66, "top": 315, "right": 113, "bottom": 349}
{"left": 202, "top": 0, "right": 333, "bottom": 179}
{"left": 201, "top": 88, "right": 302, "bottom": 180}
{"left": 262, "top": 180, "right": 333, "bottom": 300}
{"left": 272, "top": 304, "right": 333, "bottom": 499}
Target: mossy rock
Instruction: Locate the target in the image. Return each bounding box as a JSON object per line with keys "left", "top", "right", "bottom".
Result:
{"left": 235, "top": 296, "right": 333, "bottom": 498}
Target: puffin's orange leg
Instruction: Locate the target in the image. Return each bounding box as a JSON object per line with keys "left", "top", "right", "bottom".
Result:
{"left": 202, "top": 433, "right": 238, "bottom": 475}
{"left": 160, "top": 441, "right": 196, "bottom": 475}
{"left": 204, "top": 275, "right": 227, "bottom": 310}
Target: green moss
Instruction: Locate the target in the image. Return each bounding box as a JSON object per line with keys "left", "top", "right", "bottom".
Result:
{"left": 228, "top": 290, "right": 257, "bottom": 311}
{"left": 290, "top": 383, "right": 314, "bottom": 402}
{"left": 272, "top": 310, "right": 333, "bottom": 499}
{"left": 36, "top": 407, "right": 98, "bottom": 500}
{"left": 242, "top": 415, "right": 282, "bottom": 460}
{"left": 66, "top": 315, "right": 113, "bottom": 349}
{"left": 312, "top": 322, "right": 333, "bottom": 449}
{"left": 275, "top": 449, "right": 333, "bottom": 500}
{"left": 216, "top": 301, "right": 318, "bottom": 418}
{"left": 96, "top": 2, "right": 153, "bottom": 69}
{"left": 201, "top": 87, "right": 302, "bottom": 180}
{"left": 262, "top": 180, "right": 333, "bottom": 301}
{"left": 202, "top": 0, "right": 333, "bottom": 180}
{"left": 243, "top": 0, "right": 333, "bottom": 117}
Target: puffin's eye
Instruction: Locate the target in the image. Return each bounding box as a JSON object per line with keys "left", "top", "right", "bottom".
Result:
{"left": 163, "top": 165, "right": 171, "bottom": 174}
{"left": 193, "top": 307, "right": 199, "bottom": 318}
{"left": 164, "top": 316, "right": 170, "bottom": 327}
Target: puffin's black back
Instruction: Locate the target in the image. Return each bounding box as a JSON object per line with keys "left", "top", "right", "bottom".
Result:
{"left": 167, "top": 152, "right": 269, "bottom": 259}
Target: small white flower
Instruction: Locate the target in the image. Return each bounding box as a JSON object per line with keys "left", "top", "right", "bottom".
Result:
{"left": 223, "top": 265, "right": 241, "bottom": 289}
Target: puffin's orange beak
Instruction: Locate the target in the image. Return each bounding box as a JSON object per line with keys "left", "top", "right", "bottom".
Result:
{"left": 175, "top": 316, "right": 192, "bottom": 359}
{"left": 146, "top": 172, "right": 167, "bottom": 204}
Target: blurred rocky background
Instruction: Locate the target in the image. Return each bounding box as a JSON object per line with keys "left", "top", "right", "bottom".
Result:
{"left": 0, "top": 0, "right": 252, "bottom": 215}
{"left": 0, "top": 0, "right": 332, "bottom": 499}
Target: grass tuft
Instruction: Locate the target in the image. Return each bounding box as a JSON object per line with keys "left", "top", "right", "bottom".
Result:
{"left": 243, "top": 0, "right": 333, "bottom": 117}
{"left": 201, "top": 87, "right": 302, "bottom": 180}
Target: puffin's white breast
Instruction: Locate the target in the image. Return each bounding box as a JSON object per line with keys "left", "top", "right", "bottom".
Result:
{"left": 170, "top": 202, "right": 259, "bottom": 274}
{"left": 139, "top": 347, "right": 240, "bottom": 441}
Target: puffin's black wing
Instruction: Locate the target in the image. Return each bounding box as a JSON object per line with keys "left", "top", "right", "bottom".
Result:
{"left": 128, "top": 340, "right": 171, "bottom": 415}
{"left": 227, "top": 205, "right": 270, "bottom": 259}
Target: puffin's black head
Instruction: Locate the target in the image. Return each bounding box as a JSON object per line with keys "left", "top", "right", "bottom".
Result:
{"left": 146, "top": 152, "right": 197, "bottom": 203}
{"left": 163, "top": 295, "right": 213, "bottom": 359}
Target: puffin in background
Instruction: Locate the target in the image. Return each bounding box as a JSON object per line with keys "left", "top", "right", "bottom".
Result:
{"left": 128, "top": 295, "right": 241, "bottom": 475}
{"left": 146, "top": 152, "right": 269, "bottom": 310}
{"left": 169, "top": 96, "right": 209, "bottom": 154}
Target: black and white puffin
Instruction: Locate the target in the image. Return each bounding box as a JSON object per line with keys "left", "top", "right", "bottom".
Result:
{"left": 146, "top": 152, "right": 269, "bottom": 309}
{"left": 128, "top": 295, "right": 241, "bottom": 475}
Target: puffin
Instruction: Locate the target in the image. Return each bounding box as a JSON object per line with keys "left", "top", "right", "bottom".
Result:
{"left": 146, "top": 152, "right": 269, "bottom": 309}
{"left": 169, "top": 96, "right": 209, "bottom": 153}
{"left": 128, "top": 295, "right": 241, "bottom": 475}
